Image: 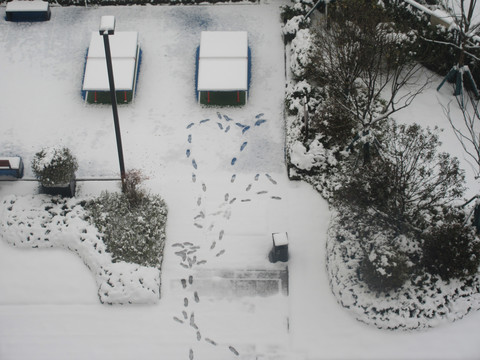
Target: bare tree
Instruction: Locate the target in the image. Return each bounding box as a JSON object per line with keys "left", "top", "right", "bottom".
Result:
{"left": 445, "top": 92, "right": 480, "bottom": 179}
{"left": 310, "top": 0, "right": 430, "bottom": 164}
{"left": 435, "top": 0, "right": 480, "bottom": 98}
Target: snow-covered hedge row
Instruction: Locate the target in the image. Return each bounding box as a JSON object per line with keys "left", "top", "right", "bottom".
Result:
{"left": 46, "top": 0, "right": 256, "bottom": 5}
{"left": 326, "top": 210, "right": 480, "bottom": 330}
{"left": 0, "top": 194, "right": 161, "bottom": 305}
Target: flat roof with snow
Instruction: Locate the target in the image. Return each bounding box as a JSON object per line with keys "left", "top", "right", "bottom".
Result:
{"left": 82, "top": 31, "right": 139, "bottom": 92}
{"left": 197, "top": 31, "right": 248, "bottom": 92}
{"left": 6, "top": 0, "right": 49, "bottom": 12}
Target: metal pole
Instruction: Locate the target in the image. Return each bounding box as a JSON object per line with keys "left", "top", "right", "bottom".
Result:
{"left": 102, "top": 32, "right": 126, "bottom": 188}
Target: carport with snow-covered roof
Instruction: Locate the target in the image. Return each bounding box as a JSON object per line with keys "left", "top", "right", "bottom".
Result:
{"left": 82, "top": 31, "right": 140, "bottom": 104}
{"left": 196, "top": 31, "right": 250, "bottom": 106}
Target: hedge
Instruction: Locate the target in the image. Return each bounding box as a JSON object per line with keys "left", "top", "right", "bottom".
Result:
{"left": 1, "top": 0, "right": 257, "bottom": 6}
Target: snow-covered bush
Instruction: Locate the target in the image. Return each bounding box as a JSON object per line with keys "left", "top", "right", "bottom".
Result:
{"left": 32, "top": 146, "right": 78, "bottom": 187}
{"left": 290, "top": 28, "right": 314, "bottom": 79}
{"left": 289, "top": 137, "right": 337, "bottom": 172}
{"left": 85, "top": 190, "right": 168, "bottom": 268}
{"left": 422, "top": 223, "right": 480, "bottom": 281}
{"left": 360, "top": 241, "right": 409, "bottom": 293}
{"left": 0, "top": 194, "right": 161, "bottom": 304}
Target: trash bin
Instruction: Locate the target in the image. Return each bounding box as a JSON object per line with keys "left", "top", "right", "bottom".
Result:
{"left": 270, "top": 232, "right": 289, "bottom": 263}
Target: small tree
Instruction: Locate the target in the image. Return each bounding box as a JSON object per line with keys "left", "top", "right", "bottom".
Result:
{"left": 32, "top": 146, "right": 78, "bottom": 190}
{"left": 307, "top": 0, "right": 429, "bottom": 164}
{"left": 336, "top": 121, "right": 465, "bottom": 231}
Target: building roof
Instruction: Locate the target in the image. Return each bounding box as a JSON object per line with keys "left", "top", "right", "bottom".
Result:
{"left": 82, "top": 32, "right": 138, "bottom": 92}
{"left": 6, "top": 1, "right": 49, "bottom": 12}
{"left": 197, "top": 31, "right": 248, "bottom": 92}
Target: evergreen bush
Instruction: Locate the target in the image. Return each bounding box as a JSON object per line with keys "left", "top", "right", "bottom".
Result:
{"left": 32, "top": 147, "right": 78, "bottom": 187}
{"left": 422, "top": 223, "right": 480, "bottom": 281}
{"left": 360, "top": 241, "right": 409, "bottom": 293}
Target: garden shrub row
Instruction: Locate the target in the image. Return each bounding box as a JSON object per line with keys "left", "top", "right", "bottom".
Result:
{"left": 282, "top": 0, "right": 480, "bottom": 329}
{"left": 29, "top": 0, "right": 257, "bottom": 6}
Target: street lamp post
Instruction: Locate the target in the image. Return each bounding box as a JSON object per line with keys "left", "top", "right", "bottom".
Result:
{"left": 100, "top": 15, "right": 126, "bottom": 189}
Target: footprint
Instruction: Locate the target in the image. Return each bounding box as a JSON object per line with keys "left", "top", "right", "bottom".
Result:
{"left": 265, "top": 174, "right": 277, "bottom": 185}
{"left": 224, "top": 193, "right": 229, "bottom": 202}
{"left": 172, "top": 243, "right": 185, "bottom": 248}
{"left": 188, "top": 134, "right": 192, "bottom": 143}
{"left": 186, "top": 149, "right": 191, "bottom": 158}
{"left": 184, "top": 298, "right": 189, "bottom": 307}
{"left": 190, "top": 313, "right": 197, "bottom": 329}
{"left": 181, "top": 279, "right": 187, "bottom": 288}
{"left": 194, "top": 291, "right": 200, "bottom": 303}
{"left": 216, "top": 249, "right": 226, "bottom": 257}
{"left": 235, "top": 122, "right": 245, "bottom": 128}
{"left": 192, "top": 159, "right": 198, "bottom": 169}
{"left": 255, "top": 113, "right": 264, "bottom": 118}
{"left": 200, "top": 118, "right": 210, "bottom": 124}
{"left": 202, "top": 183, "right": 207, "bottom": 192}
{"left": 242, "top": 126, "right": 250, "bottom": 134}
{"left": 173, "top": 317, "right": 184, "bottom": 324}
{"left": 205, "top": 338, "right": 217, "bottom": 346}
{"left": 231, "top": 158, "right": 237, "bottom": 166}
{"left": 231, "top": 174, "right": 236, "bottom": 183}
{"left": 271, "top": 196, "right": 282, "bottom": 200}
{"left": 189, "top": 275, "right": 193, "bottom": 285}
{"left": 189, "top": 349, "right": 194, "bottom": 360}
{"left": 210, "top": 241, "right": 216, "bottom": 250}
{"left": 183, "top": 242, "right": 194, "bottom": 246}
{"left": 194, "top": 211, "right": 205, "bottom": 220}
{"left": 254, "top": 174, "right": 260, "bottom": 181}
{"left": 229, "top": 346, "right": 240, "bottom": 356}
{"left": 180, "top": 263, "right": 189, "bottom": 269}
{"left": 255, "top": 119, "right": 267, "bottom": 126}
{"left": 219, "top": 230, "right": 224, "bottom": 240}
{"left": 225, "top": 125, "right": 230, "bottom": 133}
{"left": 257, "top": 190, "right": 268, "bottom": 195}
{"left": 229, "top": 198, "right": 237, "bottom": 204}
{"left": 197, "top": 331, "right": 202, "bottom": 341}
{"left": 217, "top": 112, "right": 222, "bottom": 119}
{"left": 192, "top": 173, "right": 196, "bottom": 183}
{"left": 217, "top": 122, "right": 223, "bottom": 130}
{"left": 197, "top": 260, "right": 207, "bottom": 265}
{"left": 241, "top": 199, "right": 251, "bottom": 202}
{"left": 246, "top": 184, "right": 252, "bottom": 191}
{"left": 182, "top": 310, "right": 188, "bottom": 320}
{"left": 187, "top": 123, "right": 194, "bottom": 129}
{"left": 224, "top": 114, "right": 232, "bottom": 121}
{"left": 240, "top": 142, "right": 248, "bottom": 151}
{"left": 197, "top": 197, "right": 202, "bottom": 206}
{"left": 194, "top": 223, "right": 203, "bottom": 229}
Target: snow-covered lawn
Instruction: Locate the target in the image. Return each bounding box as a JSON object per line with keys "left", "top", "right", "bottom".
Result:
{"left": 1, "top": 3, "right": 480, "bottom": 360}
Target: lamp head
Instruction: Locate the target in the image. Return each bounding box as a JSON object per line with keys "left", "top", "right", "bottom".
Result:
{"left": 99, "top": 16, "right": 115, "bottom": 35}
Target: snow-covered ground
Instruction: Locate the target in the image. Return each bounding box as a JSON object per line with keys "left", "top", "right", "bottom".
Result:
{"left": 1, "top": 3, "right": 480, "bottom": 360}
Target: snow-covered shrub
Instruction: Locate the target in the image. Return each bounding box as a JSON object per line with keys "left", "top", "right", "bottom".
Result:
{"left": 285, "top": 79, "right": 322, "bottom": 116}
{"left": 0, "top": 194, "right": 161, "bottom": 304}
{"left": 290, "top": 28, "right": 314, "bottom": 79}
{"left": 422, "top": 223, "right": 480, "bottom": 281}
{"left": 289, "top": 137, "right": 337, "bottom": 171}
{"left": 85, "top": 190, "right": 168, "bottom": 268}
{"left": 360, "top": 240, "right": 409, "bottom": 293}
{"left": 32, "top": 146, "right": 78, "bottom": 187}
